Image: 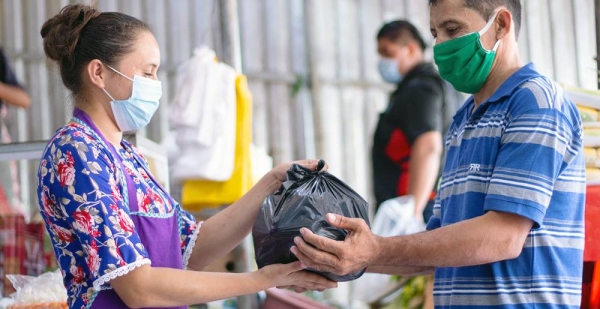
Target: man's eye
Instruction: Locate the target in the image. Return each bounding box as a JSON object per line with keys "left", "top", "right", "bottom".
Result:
{"left": 447, "top": 28, "right": 458, "bottom": 36}
{"left": 144, "top": 73, "right": 153, "bottom": 77}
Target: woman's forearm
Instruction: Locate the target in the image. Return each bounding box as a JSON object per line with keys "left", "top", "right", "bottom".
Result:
{"left": 111, "top": 265, "right": 265, "bottom": 308}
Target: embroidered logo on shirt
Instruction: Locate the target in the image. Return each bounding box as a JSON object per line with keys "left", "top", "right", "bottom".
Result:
{"left": 469, "top": 163, "right": 481, "bottom": 172}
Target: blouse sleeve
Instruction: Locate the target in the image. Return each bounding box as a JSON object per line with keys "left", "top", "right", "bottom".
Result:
{"left": 177, "top": 204, "right": 201, "bottom": 269}
{"left": 38, "top": 129, "right": 151, "bottom": 292}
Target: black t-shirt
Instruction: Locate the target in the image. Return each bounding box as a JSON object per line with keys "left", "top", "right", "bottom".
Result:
{"left": 371, "top": 63, "right": 459, "bottom": 208}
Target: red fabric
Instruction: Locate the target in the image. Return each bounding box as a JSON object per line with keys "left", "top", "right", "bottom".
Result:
{"left": 0, "top": 214, "right": 26, "bottom": 296}
{"left": 397, "top": 161, "right": 409, "bottom": 197}
{"left": 385, "top": 129, "right": 411, "bottom": 163}
{"left": 386, "top": 129, "right": 411, "bottom": 196}
{"left": 585, "top": 185, "right": 600, "bottom": 261}
{"left": 0, "top": 214, "right": 46, "bottom": 296}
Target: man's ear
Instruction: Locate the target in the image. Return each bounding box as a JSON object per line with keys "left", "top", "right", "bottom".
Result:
{"left": 86, "top": 59, "right": 107, "bottom": 89}
{"left": 406, "top": 40, "right": 421, "bottom": 57}
{"left": 495, "top": 9, "right": 513, "bottom": 40}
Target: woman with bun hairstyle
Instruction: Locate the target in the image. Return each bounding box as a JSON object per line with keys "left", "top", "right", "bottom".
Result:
{"left": 37, "top": 4, "right": 336, "bottom": 309}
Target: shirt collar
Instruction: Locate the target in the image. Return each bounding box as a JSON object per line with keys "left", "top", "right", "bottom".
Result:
{"left": 487, "top": 62, "right": 540, "bottom": 103}
{"left": 452, "top": 63, "right": 540, "bottom": 122}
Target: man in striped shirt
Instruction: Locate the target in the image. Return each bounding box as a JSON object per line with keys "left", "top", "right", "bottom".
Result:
{"left": 292, "top": 0, "right": 585, "bottom": 308}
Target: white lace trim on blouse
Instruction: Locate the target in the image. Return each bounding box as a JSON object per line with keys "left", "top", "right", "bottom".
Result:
{"left": 183, "top": 221, "right": 203, "bottom": 269}
{"left": 92, "top": 258, "right": 152, "bottom": 291}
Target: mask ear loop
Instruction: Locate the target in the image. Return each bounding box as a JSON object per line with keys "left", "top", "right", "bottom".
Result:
{"left": 102, "top": 88, "right": 116, "bottom": 101}
{"left": 104, "top": 63, "right": 134, "bottom": 82}
{"left": 478, "top": 10, "right": 500, "bottom": 36}
{"left": 479, "top": 10, "right": 502, "bottom": 52}
{"left": 101, "top": 63, "right": 133, "bottom": 101}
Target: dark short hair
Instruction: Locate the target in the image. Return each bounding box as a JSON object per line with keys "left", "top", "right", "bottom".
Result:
{"left": 377, "top": 20, "right": 427, "bottom": 51}
{"left": 41, "top": 4, "right": 151, "bottom": 100}
{"left": 429, "top": 0, "right": 522, "bottom": 39}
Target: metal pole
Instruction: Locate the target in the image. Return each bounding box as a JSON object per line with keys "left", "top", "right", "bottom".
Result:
{"left": 594, "top": 0, "right": 600, "bottom": 89}
{"left": 219, "top": 1, "right": 255, "bottom": 309}
{"left": 220, "top": 0, "right": 243, "bottom": 73}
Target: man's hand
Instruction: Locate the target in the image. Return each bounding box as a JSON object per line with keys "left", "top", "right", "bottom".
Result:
{"left": 291, "top": 213, "right": 380, "bottom": 276}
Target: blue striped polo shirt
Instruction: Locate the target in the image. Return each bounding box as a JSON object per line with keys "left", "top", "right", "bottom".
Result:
{"left": 427, "top": 63, "right": 586, "bottom": 308}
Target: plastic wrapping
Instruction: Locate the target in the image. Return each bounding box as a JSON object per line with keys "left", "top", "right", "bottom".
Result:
{"left": 5, "top": 270, "right": 67, "bottom": 308}
{"left": 252, "top": 161, "right": 370, "bottom": 282}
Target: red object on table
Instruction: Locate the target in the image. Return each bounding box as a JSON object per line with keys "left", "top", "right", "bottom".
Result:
{"left": 0, "top": 185, "right": 46, "bottom": 296}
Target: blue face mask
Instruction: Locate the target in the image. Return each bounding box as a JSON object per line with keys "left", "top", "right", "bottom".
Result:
{"left": 102, "top": 65, "right": 162, "bottom": 132}
{"left": 378, "top": 58, "right": 403, "bottom": 84}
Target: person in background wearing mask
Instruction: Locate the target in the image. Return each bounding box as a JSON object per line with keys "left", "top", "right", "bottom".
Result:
{"left": 293, "top": 0, "right": 585, "bottom": 308}
{"left": 37, "top": 4, "right": 335, "bottom": 309}
{"left": 373, "top": 20, "right": 455, "bottom": 223}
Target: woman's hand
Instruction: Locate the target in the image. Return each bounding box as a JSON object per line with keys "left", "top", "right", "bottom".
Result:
{"left": 267, "top": 159, "right": 328, "bottom": 184}
{"left": 255, "top": 262, "right": 337, "bottom": 292}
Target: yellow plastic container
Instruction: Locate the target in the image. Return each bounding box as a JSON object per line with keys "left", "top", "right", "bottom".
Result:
{"left": 181, "top": 75, "right": 254, "bottom": 210}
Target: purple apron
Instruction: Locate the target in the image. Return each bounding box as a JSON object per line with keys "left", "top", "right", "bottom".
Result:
{"left": 73, "top": 109, "right": 186, "bottom": 309}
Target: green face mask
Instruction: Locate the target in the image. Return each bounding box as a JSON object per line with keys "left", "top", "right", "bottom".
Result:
{"left": 433, "top": 11, "right": 501, "bottom": 94}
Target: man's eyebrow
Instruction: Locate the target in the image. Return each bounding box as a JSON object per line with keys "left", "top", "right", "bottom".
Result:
{"left": 437, "top": 19, "right": 464, "bottom": 28}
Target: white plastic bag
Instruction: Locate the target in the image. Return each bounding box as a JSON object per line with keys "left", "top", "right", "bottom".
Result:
{"left": 169, "top": 47, "right": 237, "bottom": 182}
{"left": 6, "top": 269, "right": 67, "bottom": 305}
{"left": 352, "top": 195, "right": 425, "bottom": 303}
{"left": 371, "top": 195, "right": 425, "bottom": 237}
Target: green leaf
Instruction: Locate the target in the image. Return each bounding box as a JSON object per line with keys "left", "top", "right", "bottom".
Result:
{"left": 291, "top": 74, "right": 304, "bottom": 98}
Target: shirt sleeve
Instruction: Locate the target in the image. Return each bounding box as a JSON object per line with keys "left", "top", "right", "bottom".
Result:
{"left": 178, "top": 204, "right": 202, "bottom": 268}
{"left": 390, "top": 80, "right": 444, "bottom": 145}
{"left": 426, "top": 193, "right": 442, "bottom": 231}
{"left": 483, "top": 108, "right": 582, "bottom": 227}
{"left": 38, "top": 129, "right": 151, "bottom": 292}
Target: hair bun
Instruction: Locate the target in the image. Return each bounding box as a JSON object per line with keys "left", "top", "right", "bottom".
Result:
{"left": 40, "top": 4, "right": 100, "bottom": 62}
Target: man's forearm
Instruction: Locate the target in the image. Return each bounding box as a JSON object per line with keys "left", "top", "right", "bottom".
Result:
{"left": 367, "top": 265, "right": 434, "bottom": 276}
{"left": 372, "top": 211, "right": 534, "bottom": 268}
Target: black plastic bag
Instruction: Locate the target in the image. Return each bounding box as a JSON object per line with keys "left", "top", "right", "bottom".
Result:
{"left": 252, "top": 161, "right": 370, "bottom": 282}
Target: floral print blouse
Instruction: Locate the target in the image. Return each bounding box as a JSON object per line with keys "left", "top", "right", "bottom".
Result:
{"left": 37, "top": 122, "right": 200, "bottom": 308}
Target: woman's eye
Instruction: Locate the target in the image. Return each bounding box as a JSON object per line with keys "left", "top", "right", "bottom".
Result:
{"left": 144, "top": 73, "right": 153, "bottom": 77}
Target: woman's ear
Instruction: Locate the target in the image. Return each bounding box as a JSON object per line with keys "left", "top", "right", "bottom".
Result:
{"left": 495, "top": 10, "right": 513, "bottom": 40}
{"left": 86, "top": 59, "right": 106, "bottom": 89}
